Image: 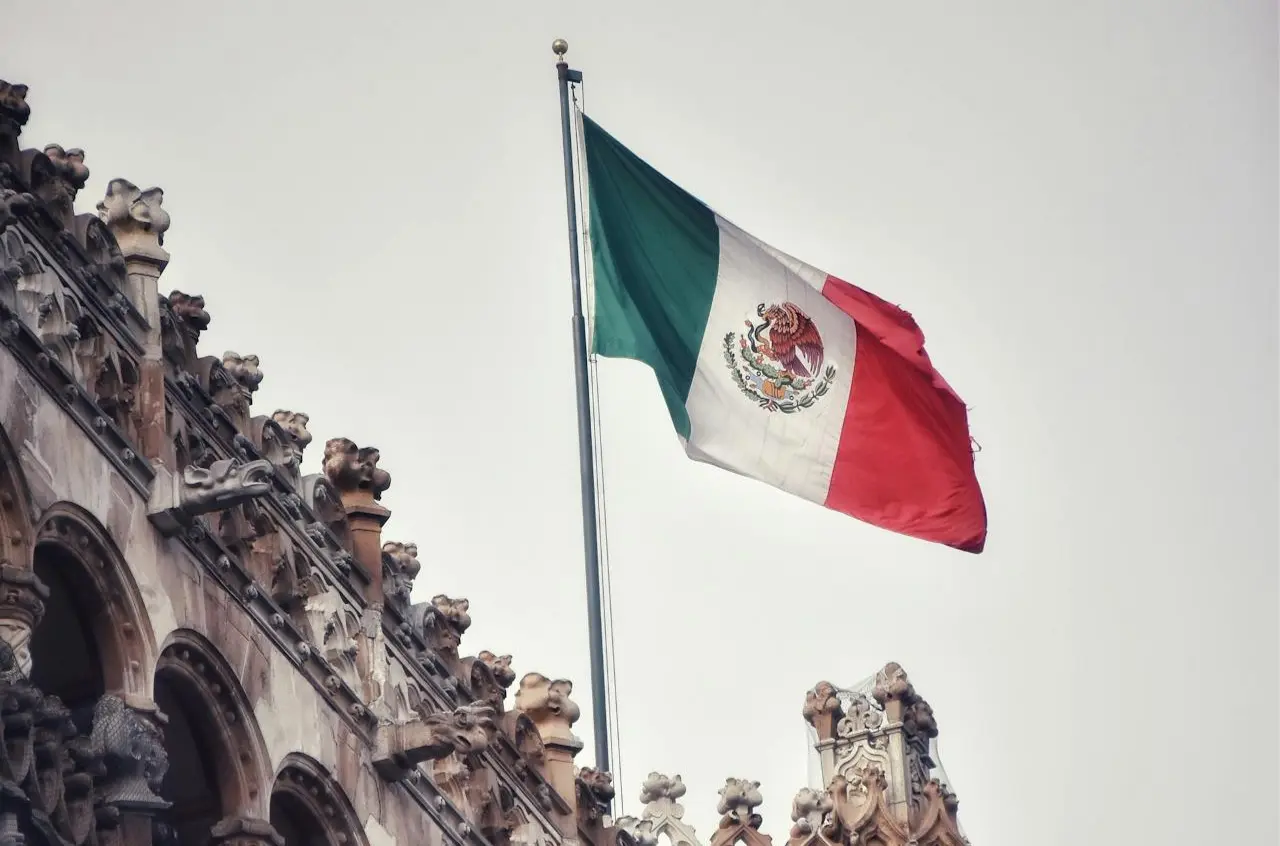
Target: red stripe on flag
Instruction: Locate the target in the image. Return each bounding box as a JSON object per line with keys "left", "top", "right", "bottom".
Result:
{"left": 821, "top": 275, "right": 987, "bottom": 553}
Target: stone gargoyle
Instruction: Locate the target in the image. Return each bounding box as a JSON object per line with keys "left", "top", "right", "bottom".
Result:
{"left": 373, "top": 700, "right": 498, "bottom": 781}
{"left": 148, "top": 457, "right": 274, "bottom": 536}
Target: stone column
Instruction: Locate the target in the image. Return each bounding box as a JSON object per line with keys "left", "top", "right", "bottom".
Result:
{"left": 322, "top": 438, "right": 392, "bottom": 602}
{"left": 98, "top": 179, "right": 172, "bottom": 466}
{"left": 0, "top": 564, "right": 48, "bottom": 677}
{"left": 94, "top": 694, "right": 172, "bottom": 846}
{"left": 515, "top": 673, "right": 584, "bottom": 837}
{"left": 322, "top": 438, "right": 392, "bottom": 704}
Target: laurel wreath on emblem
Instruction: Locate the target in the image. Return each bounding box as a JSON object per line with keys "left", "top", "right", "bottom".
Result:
{"left": 723, "top": 302, "right": 837, "bottom": 413}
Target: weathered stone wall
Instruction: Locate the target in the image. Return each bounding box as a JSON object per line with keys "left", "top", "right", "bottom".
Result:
{"left": 0, "top": 74, "right": 625, "bottom": 846}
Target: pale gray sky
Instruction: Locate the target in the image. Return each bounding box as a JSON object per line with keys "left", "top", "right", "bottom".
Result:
{"left": 5, "top": 2, "right": 1277, "bottom": 843}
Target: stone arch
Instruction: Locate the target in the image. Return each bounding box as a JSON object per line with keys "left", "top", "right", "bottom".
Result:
{"left": 269, "top": 753, "right": 368, "bottom": 846}
{"left": 154, "top": 630, "right": 273, "bottom": 846}
{"left": 28, "top": 502, "right": 156, "bottom": 715}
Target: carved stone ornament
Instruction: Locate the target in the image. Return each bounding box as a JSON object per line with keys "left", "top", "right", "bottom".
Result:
{"left": 0, "top": 186, "right": 34, "bottom": 233}
{"left": 372, "top": 701, "right": 498, "bottom": 780}
{"left": 710, "top": 778, "right": 772, "bottom": 846}
{"left": 836, "top": 692, "right": 884, "bottom": 737}
{"left": 97, "top": 178, "right": 170, "bottom": 262}
{"left": 0, "top": 80, "right": 31, "bottom": 156}
{"left": 159, "top": 289, "right": 209, "bottom": 372}
{"left": 716, "top": 778, "right": 763, "bottom": 827}
{"left": 402, "top": 593, "right": 470, "bottom": 672}
{"left": 381, "top": 540, "right": 420, "bottom": 611}
{"left": 0, "top": 563, "right": 50, "bottom": 676}
{"left": 576, "top": 767, "right": 615, "bottom": 824}
{"left": 322, "top": 437, "right": 391, "bottom": 501}
{"left": 462, "top": 650, "right": 515, "bottom": 713}
{"left": 802, "top": 681, "right": 843, "bottom": 741}
{"left": 219, "top": 351, "right": 263, "bottom": 423}
{"left": 90, "top": 694, "right": 170, "bottom": 811}
{"left": 36, "top": 144, "right": 89, "bottom": 229}
{"left": 270, "top": 409, "right": 312, "bottom": 479}
{"left": 871, "top": 662, "right": 915, "bottom": 707}
{"left": 513, "top": 673, "right": 581, "bottom": 748}
{"left": 788, "top": 786, "right": 835, "bottom": 841}
{"left": 149, "top": 457, "right": 274, "bottom": 536}
{"left": 208, "top": 816, "right": 285, "bottom": 846}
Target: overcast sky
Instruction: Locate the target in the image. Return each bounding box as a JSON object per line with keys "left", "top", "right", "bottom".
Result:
{"left": 5, "top": 2, "right": 1277, "bottom": 844}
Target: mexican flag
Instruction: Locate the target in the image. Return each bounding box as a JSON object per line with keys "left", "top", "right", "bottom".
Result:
{"left": 579, "top": 114, "right": 988, "bottom": 554}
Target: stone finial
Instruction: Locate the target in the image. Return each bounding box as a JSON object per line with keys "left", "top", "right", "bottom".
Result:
{"left": 802, "top": 681, "right": 843, "bottom": 741}
{"left": 640, "top": 772, "right": 687, "bottom": 807}
{"left": 322, "top": 438, "right": 391, "bottom": 501}
{"left": 271, "top": 410, "right": 312, "bottom": 470}
{"left": 36, "top": 144, "right": 88, "bottom": 228}
{"left": 381, "top": 541, "right": 421, "bottom": 610}
{"left": 871, "top": 662, "right": 914, "bottom": 707}
{"left": 716, "top": 779, "right": 764, "bottom": 826}
{"left": 514, "top": 673, "right": 581, "bottom": 748}
{"left": 788, "top": 787, "right": 834, "bottom": 840}
{"left": 98, "top": 178, "right": 170, "bottom": 263}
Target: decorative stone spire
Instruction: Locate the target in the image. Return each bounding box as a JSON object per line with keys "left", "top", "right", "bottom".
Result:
{"left": 322, "top": 437, "right": 392, "bottom": 599}
{"left": 515, "top": 673, "right": 582, "bottom": 829}
{"left": 98, "top": 178, "right": 170, "bottom": 268}
{"left": 710, "top": 779, "right": 771, "bottom": 846}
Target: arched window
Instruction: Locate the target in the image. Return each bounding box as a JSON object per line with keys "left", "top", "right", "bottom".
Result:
{"left": 154, "top": 634, "right": 272, "bottom": 846}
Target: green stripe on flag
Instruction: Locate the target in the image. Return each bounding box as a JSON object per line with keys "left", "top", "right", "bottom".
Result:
{"left": 582, "top": 116, "right": 719, "bottom": 440}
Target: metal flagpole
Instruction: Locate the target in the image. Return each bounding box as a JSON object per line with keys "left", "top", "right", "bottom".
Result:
{"left": 552, "top": 37, "right": 611, "bottom": 778}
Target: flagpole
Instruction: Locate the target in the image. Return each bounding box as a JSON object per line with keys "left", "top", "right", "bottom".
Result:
{"left": 552, "top": 38, "right": 612, "bottom": 779}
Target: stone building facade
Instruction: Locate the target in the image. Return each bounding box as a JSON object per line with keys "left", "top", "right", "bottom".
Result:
{"left": 0, "top": 77, "right": 970, "bottom": 846}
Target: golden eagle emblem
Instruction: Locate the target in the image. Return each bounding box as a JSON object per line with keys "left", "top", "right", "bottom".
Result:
{"left": 723, "top": 302, "right": 837, "bottom": 413}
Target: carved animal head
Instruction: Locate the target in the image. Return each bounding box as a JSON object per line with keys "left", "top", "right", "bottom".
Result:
{"left": 322, "top": 438, "right": 392, "bottom": 499}
{"left": 166, "top": 290, "right": 210, "bottom": 332}
{"left": 425, "top": 701, "right": 498, "bottom": 757}
{"left": 181, "top": 458, "right": 273, "bottom": 512}
{"left": 430, "top": 594, "right": 471, "bottom": 633}
{"left": 514, "top": 673, "right": 581, "bottom": 727}
{"left": 478, "top": 651, "right": 516, "bottom": 688}
{"left": 221, "top": 352, "right": 263, "bottom": 391}
{"left": 577, "top": 767, "right": 615, "bottom": 803}
{"left": 271, "top": 410, "right": 313, "bottom": 452}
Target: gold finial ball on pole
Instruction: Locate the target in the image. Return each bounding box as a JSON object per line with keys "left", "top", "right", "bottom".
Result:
{"left": 552, "top": 39, "right": 569, "bottom": 60}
